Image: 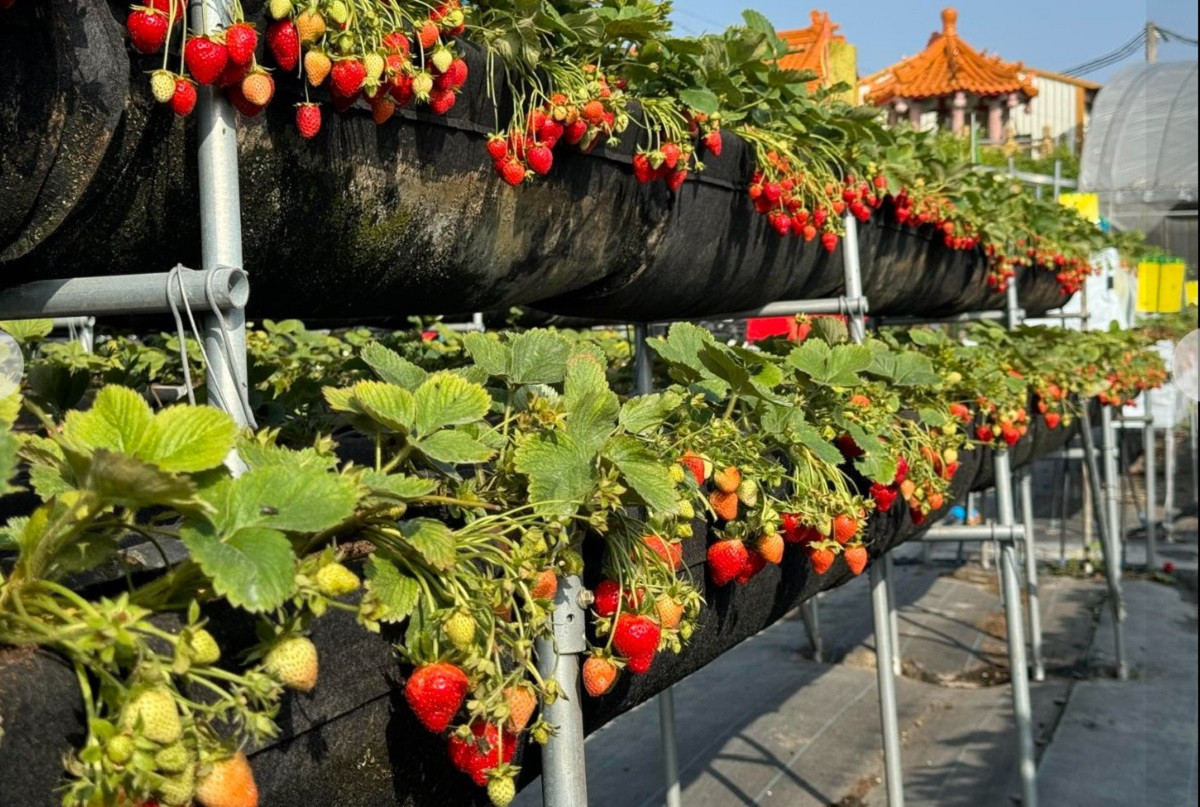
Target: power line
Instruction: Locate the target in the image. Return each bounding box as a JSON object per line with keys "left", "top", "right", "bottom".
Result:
{"left": 1061, "top": 29, "right": 1147, "bottom": 76}
{"left": 1158, "top": 26, "right": 1198, "bottom": 46}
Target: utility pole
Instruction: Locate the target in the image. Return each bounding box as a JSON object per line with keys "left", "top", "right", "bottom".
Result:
{"left": 1146, "top": 21, "right": 1158, "bottom": 63}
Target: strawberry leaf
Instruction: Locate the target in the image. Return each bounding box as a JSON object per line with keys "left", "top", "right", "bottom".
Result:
{"left": 509, "top": 330, "right": 570, "bottom": 385}
{"left": 606, "top": 436, "right": 679, "bottom": 515}
{"left": 180, "top": 522, "right": 296, "bottom": 613}
{"left": 60, "top": 386, "right": 153, "bottom": 458}
{"left": 363, "top": 555, "right": 420, "bottom": 623}
{"left": 413, "top": 429, "right": 495, "bottom": 465}
{"left": 461, "top": 331, "right": 512, "bottom": 378}
{"left": 397, "top": 518, "right": 455, "bottom": 571}
{"left": 413, "top": 372, "right": 491, "bottom": 435}
{"left": 362, "top": 342, "right": 427, "bottom": 390}
{"left": 138, "top": 405, "right": 237, "bottom": 473}
{"left": 361, "top": 471, "right": 438, "bottom": 502}
{"left": 204, "top": 465, "right": 356, "bottom": 533}
{"left": 513, "top": 431, "right": 595, "bottom": 518}
{"left": 351, "top": 381, "right": 416, "bottom": 433}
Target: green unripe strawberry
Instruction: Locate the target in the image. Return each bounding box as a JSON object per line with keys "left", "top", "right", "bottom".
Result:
{"left": 267, "top": 0, "right": 292, "bottom": 19}
{"left": 316, "top": 562, "right": 360, "bottom": 597}
{"left": 364, "top": 51, "right": 385, "bottom": 81}
{"left": 106, "top": 734, "right": 135, "bottom": 765}
{"left": 430, "top": 46, "right": 453, "bottom": 74}
{"left": 678, "top": 499, "right": 695, "bottom": 520}
{"left": 412, "top": 70, "right": 434, "bottom": 97}
{"left": 559, "top": 548, "right": 585, "bottom": 577}
{"left": 151, "top": 70, "right": 176, "bottom": 103}
{"left": 326, "top": 0, "right": 348, "bottom": 23}
{"left": 186, "top": 628, "right": 221, "bottom": 665}
{"left": 530, "top": 722, "right": 552, "bottom": 745}
{"left": 667, "top": 464, "right": 686, "bottom": 484}
{"left": 156, "top": 764, "right": 195, "bottom": 806}
{"left": 264, "top": 636, "right": 319, "bottom": 692}
{"left": 154, "top": 742, "right": 191, "bottom": 774}
{"left": 443, "top": 610, "right": 476, "bottom": 648}
{"left": 121, "top": 688, "right": 182, "bottom": 745}
{"left": 736, "top": 478, "right": 759, "bottom": 508}
{"left": 487, "top": 775, "right": 516, "bottom": 807}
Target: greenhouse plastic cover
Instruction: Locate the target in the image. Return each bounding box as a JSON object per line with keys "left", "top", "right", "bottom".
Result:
{"left": 1080, "top": 61, "right": 1198, "bottom": 231}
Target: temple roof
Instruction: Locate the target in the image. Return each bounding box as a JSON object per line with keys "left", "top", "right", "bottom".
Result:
{"left": 861, "top": 8, "right": 1038, "bottom": 105}
{"left": 777, "top": 11, "right": 842, "bottom": 88}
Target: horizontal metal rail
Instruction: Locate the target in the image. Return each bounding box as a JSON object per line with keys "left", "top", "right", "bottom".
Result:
{"left": 875, "top": 309, "right": 1016, "bottom": 327}
{"left": 0, "top": 265, "right": 248, "bottom": 320}
{"left": 918, "top": 523, "right": 1025, "bottom": 542}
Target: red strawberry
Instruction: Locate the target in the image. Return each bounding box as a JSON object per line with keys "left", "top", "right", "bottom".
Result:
{"left": 405, "top": 662, "right": 470, "bottom": 733}
{"left": 389, "top": 72, "right": 414, "bottom": 107}
{"left": 266, "top": 19, "right": 299, "bottom": 71}
{"left": 295, "top": 102, "right": 321, "bottom": 138}
{"left": 703, "top": 129, "right": 722, "bottom": 156}
{"left": 447, "top": 721, "right": 516, "bottom": 786}
{"left": 709, "top": 490, "right": 738, "bottom": 521}
{"left": 224, "top": 22, "right": 258, "bottom": 66}
{"left": 216, "top": 57, "right": 251, "bottom": 89}
{"left": 428, "top": 87, "right": 456, "bottom": 115}
{"left": 949, "top": 402, "right": 971, "bottom": 422}
{"left": 781, "top": 512, "right": 800, "bottom": 542}
{"left": 807, "top": 545, "right": 835, "bottom": 575}
{"left": 643, "top": 535, "right": 683, "bottom": 570}
{"left": 497, "top": 157, "right": 526, "bottom": 187}
{"left": 894, "top": 455, "right": 910, "bottom": 485}
{"left": 844, "top": 544, "right": 868, "bottom": 576}
{"left": 582, "top": 655, "right": 619, "bottom": 697}
{"left": 660, "top": 142, "right": 681, "bottom": 169}
{"left": 564, "top": 119, "right": 588, "bottom": 145}
{"left": 1001, "top": 425, "right": 1021, "bottom": 446}
{"left": 613, "top": 614, "right": 660, "bottom": 674}
{"left": 712, "top": 466, "right": 742, "bottom": 494}
{"left": 442, "top": 57, "right": 468, "bottom": 90}
{"left": 707, "top": 539, "right": 749, "bottom": 586}
{"left": 371, "top": 94, "right": 396, "bottom": 125}
{"left": 592, "top": 579, "right": 621, "bottom": 618}
{"left": 678, "top": 453, "right": 706, "bottom": 486}
{"left": 821, "top": 231, "right": 838, "bottom": 252}
{"left": 832, "top": 514, "right": 858, "bottom": 544}
{"left": 632, "top": 153, "right": 654, "bottom": 183}
{"left": 870, "top": 482, "right": 898, "bottom": 512}
{"left": 169, "top": 77, "right": 197, "bottom": 116}
{"left": 909, "top": 505, "right": 927, "bottom": 526}
{"left": 331, "top": 58, "right": 366, "bottom": 96}
{"left": 735, "top": 550, "right": 768, "bottom": 584}
{"left": 666, "top": 168, "right": 688, "bottom": 191}
{"left": 793, "top": 319, "right": 812, "bottom": 341}
{"left": 1044, "top": 412, "right": 1061, "bottom": 429}
{"left": 226, "top": 83, "right": 263, "bottom": 117}
{"left": 486, "top": 135, "right": 508, "bottom": 162}
{"left": 834, "top": 434, "right": 863, "bottom": 459}
{"left": 976, "top": 425, "right": 995, "bottom": 442}
{"left": 757, "top": 532, "right": 784, "bottom": 565}
{"left": 526, "top": 143, "right": 553, "bottom": 176}
{"left": 145, "top": 0, "right": 183, "bottom": 21}
{"left": 127, "top": 8, "right": 169, "bottom": 54}
{"left": 184, "top": 35, "right": 228, "bottom": 86}
{"left": 417, "top": 20, "right": 439, "bottom": 50}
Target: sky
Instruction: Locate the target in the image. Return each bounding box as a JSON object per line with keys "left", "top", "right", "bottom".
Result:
{"left": 669, "top": 1, "right": 1199, "bottom": 83}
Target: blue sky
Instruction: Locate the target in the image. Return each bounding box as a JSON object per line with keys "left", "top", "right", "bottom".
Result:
{"left": 670, "top": 1, "right": 1198, "bottom": 82}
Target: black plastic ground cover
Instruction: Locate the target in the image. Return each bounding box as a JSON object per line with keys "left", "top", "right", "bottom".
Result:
{"left": 0, "top": 0, "right": 1072, "bottom": 323}
{"left": 0, "top": 417, "right": 1080, "bottom": 807}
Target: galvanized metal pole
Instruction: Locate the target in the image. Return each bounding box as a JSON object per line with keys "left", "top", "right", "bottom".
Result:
{"left": 1143, "top": 395, "right": 1158, "bottom": 568}
{"left": 1080, "top": 407, "right": 1129, "bottom": 679}
{"left": 1052, "top": 160, "right": 1062, "bottom": 201}
{"left": 798, "top": 599, "right": 824, "bottom": 662}
{"left": 193, "top": 0, "right": 249, "bottom": 428}
{"left": 1191, "top": 404, "right": 1199, "bottom": 510}
{"left": 536, "top": 575, "right": 589, "bottom": 807}
{"left": 1163, "top": 418, "right": 1176, "bottom": 544}
{"left": 842, "top": 215, "right": 866, "bottom": 344}
{"left": 995, "top": 449, "right": 1038, "bottom": 807}
{"left": 633, "top": 324, "right": 681, "bottom": 807}
{"left": 1100, "top": 406, "right": 1123, "bottom": 573}
{"left": 1018, "top": 470, "right": 1045, "bottom": 681}
{"left": 883, "top": 552, "right": 902, "bottom": 676}
{"left": 870, "top": 560, "right": 905, "bottom": 807}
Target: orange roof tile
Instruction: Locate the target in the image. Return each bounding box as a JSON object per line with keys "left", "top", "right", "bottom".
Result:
{"left": 862, "top": 8, "right": 1037, "bottom": 105}
{"left": 777, "top": 11, "right": 843, "bottom": 88}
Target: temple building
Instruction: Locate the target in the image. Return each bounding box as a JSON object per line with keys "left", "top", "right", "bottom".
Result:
{"left": 776, "top": 11, "right": 858, "bottom": 105}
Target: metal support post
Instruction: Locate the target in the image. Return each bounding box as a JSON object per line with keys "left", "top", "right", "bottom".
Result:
{"left": 1080, "top": 408, "right": 1128, "bottom": 679}
{"left": 632, "top": 324, "right": 681, "bottom": 807}
{"left": 0, "top": 267, "right": 247, "bottom": 320}
{"left": 536, "top": 575, "right": 589, "bottom": 807}
{"left": 1019, "top": 470, "right": 1046, "bottom": 681}
{"left": 1163, "top": 418, "right": 1176, "bottom": 544}
{"left": 883, "top": 552, "right": 902, "bottom": 675}
{"left": 798, "top": 599, "right": 823, "bottom": 662}
{"left": 842, "top": 214, "right": 866, "bottom": 344}
{"left": 1191, "top": 403, "right": 1198, "bottom": 509}
{"left": 994, "top": 449, "right": 1038, "bottom": 807}
{"left": 870, "top": 560, "right": 905, "bottom": 807}
{"left": 193, "top": 0, "right": 249, "bottom": 430}
{"left": 1099, "top": 407, "right": 1123, "bottom": 570}
{"left": 1143, "top": 398, "right": 1157, "bottom": 568}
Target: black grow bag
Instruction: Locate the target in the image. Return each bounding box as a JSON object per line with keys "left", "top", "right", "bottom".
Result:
{"left": 0, "top": 414, "right": 1081, "bottom": 807}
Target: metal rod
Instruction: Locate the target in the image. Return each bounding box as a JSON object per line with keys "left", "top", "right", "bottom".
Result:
{"left": 0, "top": 266, "right": 248, "bottom": 320}
{"left": 1080, "top": 407, "right": 1128, "bottom": 679}
{"left": 1019, "top": 471, "right": 1046, "bottom": 681}
{"left": 995, "top": 449, "right": 1038, "bottom": 807}
{"left": 870, "top": 559, "right": 905, "bottom": 807}
{"left": 919, "top": 523, "right": 1025, "bottom": 542}
{"left": 1100, "top": 407, "right": 1123, "bottom": 573}
{"left": 1005, "top": 277, "right": 1023, "bottom": 330}
{"left": 193, "top": 0, "right": 249, "bottom": 430}
{"left": 883, "top": 552, "right": 902, "bottom": 676}
{"left": 1191, "top": 403, "right": 1199, "bottom": 510}
{"left": 877, "top": 309, "right": 1010, "bottom": 328}
{"left": 715, "top": 295, "right": 869, "bottom": 322}
{"left": 799, "top": 599, "right": 824, "bottom": 662}
{"left": 634, "top": 324, "right": 653, "bottom": 396}
{"left": 1164, "top": 419, "right": 1176, "bottom": 544}
{"left": 1144, "top": 399, "right": 1158, "bottom": 568}
{"left": 842, "top": 214, "right": 866, "bottom": 343}
{"left": 536, "top": 575, "right": 589, "bottom": 807}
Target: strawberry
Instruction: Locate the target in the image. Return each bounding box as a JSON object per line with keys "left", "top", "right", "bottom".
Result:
{"left": 564, "top": 119, "right": 588, "bottom": 145}
{"left": 642, "top": 535, "right": 683, "bottom": 569}
{"left": 910, "top": 505, "right": 927, "bottom": 526}
{"left": 429, "top": 87, "right": 457, "bottom": 115}
{"left": 406, "top": 662, "right": 469, "bottom": 733}
{"left": 185, "top": 35, "right": 228, "bottom": 86}
{"left": 486, "top": 134, "right": 509, "bottom": 162}
{"left": 226, "top": 84, "right": 263, "bottom": 117}
{"left": 157, "top": 769, "right": 196, "bottom": 806}
{"left": 582, "top": 654, "right": 619, "bottom": 697}
{"left": 295, "top": 8, "right": 325, "bottom": 43}
{"left": 703, "top": 129, "right": 722, "bottom": 156}
{"left": 145, "top": 0, "right": 183, "bottom": 20}
{"left": 735, "top": 550, "right": 768, "bottom": 584}
{"left": 821, "top": 231, "right": 838, "bottom": 252}
{"left": 442, "top": 57, "right": 469, "bottom": 89}
{"left": 240, "top": 70, "right": 274, "bottom": 107}
{"left": 416, "top": 20, "right": 440, "bottom": 50}
{"left": 185, "top": 628, "right": 221, "bottom": 665}
{"left": 666, "top": 168, "right": 688, "bottom": 191}
{"left": 709, "top": 489, "right": 738, "bottom": 521}
{"left": 832, "top": 514, "right": 858, "bottom": 544}
{"left": 170, "top": 77, "right": 197, "bottom": 116}
{"left": 127, "top": 8, "right": 169, "bottom": 54}
{"left": 712, "top": 466, "right": 742, "bottom": 494}
{"left": 295, "top": 102, "right": 321, "bottom": 138}
{"left": 707, "top": 538, "right": 749, "bottom": 586}
{"left": 371, "top": 95, "right": 396, "bottom": 125}
{"left": 121, "top": 688, "right": 182, "bottom": 745}
{"left": 150, "top": 69, "right": 176, "bottom": 103}
{"left": 502, "top": 685, "right": 537, "bottom": 734}
{"left": 315, "top": 562, "right": 360, "bottom": 597}
{"left": 660, "top": 142, "right": 681, "bottom": 169}
{"left": 331, "top": 58, "right": 366, "bottom": 96}
{"left": 447, "top": 722, "right": 516, "bottom": 786}
{"left": 949, "top": 402, "right": 971, "bottom": 422}
{"left": 807, "top": 545, "right": 835, "bottom": 575}
{"left": 976, "top": 425, "right": 995, "bottom": 442}
{"left": 736, "top": 478, "right": 759, "bottom": 508}
{"left": 870, "top": 482, "right": 897, "bottom": 512}
{"left": 894, "top": 455, "right": 910, "bottom": 485}
{"left": 529, "top": 569, "right": 557, "bottom": 600}
{"left": 834, "top": 434, "right": 863, "bottom": 459}
{"left": 267, "top": 0, "right": 291, "bottom": 19}
{"left": 614, "top": 614, "right": 660, "bottom": 675}
{"left": 781, "top": 512, "right": 800, "bottom": 542}
{"left": 1044, "top": 412, "right": 1061, "bottom": 429}
{"left": 390, "top": 72, "right": 415, "bottom": 106}
{"left": 678, "top": 453, "right": 707, "bottom": 486}
{"left": 444, "top": 610, "right": 476, "bottom": 647}
{"left": 927, "top": 491, "right": 945, "bottom": 511}
{"left": 304, "top": 49, "right": 332, "bottom": 86}
{"left": 942, "top": 461, "right": 959, "bottom": 481}
{"left": 654, "top": 596, "right": 684, "bottom": 630}
{"left": 215, "top": 57, "right": 251, "bottom": 89}
{"left": 1001, "top": 424, "right": 1021, "bottom": 447}
{"left": 592, "top": 579, "right": 620, "bottom": 617}
{"left": 265, "top": 19, "right": 299, "bottom": 71}
{"left": 224, "top": 22, "right": 257, "bottom": 65}
{"left": 844, "top": 544, "right": 868, "bottom": 576}
{"left": 793, "top": 318, "right": 812, "bottom": 341}
{"left": 264, "top": 637, "right": 318, "bottom": 693}
{"left": 194, "top": 751, "right": 256, "bottom": 807}
{"left": 757, "top": 532, "right": 784, "bottom": 564}
{"left": 632, "top": 152, "right": 655, "bottom": 183}
{"left": 487, "top": 773, "right": 517, "bottom": 807}
{"left": 525, "top": 143, "right": 553, "bottom": 176}
{"left": 497, "top": 157, "right": 526, "bottom": 187}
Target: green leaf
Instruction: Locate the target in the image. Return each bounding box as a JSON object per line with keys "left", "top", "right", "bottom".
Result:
{"left": 509, "top": 330, "right": 570, "bottom": 385}
{"left": 678, "top": 88, "right": 720, "bottom": 114}
{"left": 793, "top": 423, "right": 846, "bottom": 467}
{"left": 363, "top": 555, "right": 420, "bottom": 623}
{"left": 461, "top": 332, "right": 511, "bottom": 378}
{"left": 0, "top": 430, "right": 18, "bottom": 498}
{"left": 918, "top": 408, "right": 949, "bottom": 427}
{"left": 513, "top": 431, "right": 595, "bottom": 517}
{"left": 787, "top": 342, "right": 872, "bottom": 386}
{"left": 61, "top": 386, "right": 153, "bottom": 457}
{"left": 414, "top": 429, "right": 495, "bottom": 465}
{"left": 413, "top": 372, "right": 491, "bottom": 435}
{"left": 0, "top": 318, "right": 53, "bottom": 343}
{"left": 205, "top": 465, "right": 357, "bottom": 533}
{"left": 84, "top": 450, "right": 197, "bottom": 508}
{"left": 180, "top": 522, "right": 296, "bottom": 613}
{"left": 361, "top": 471, "right": 437, "bottom": 501}
{"left": 618, "top": 390, "right": 682, "bottom": 435}
{"left": 352, "top": 381, "right": 415, "bottom": 433}
{"left": 564, "top": 353, "right": 619, "bottom": 452}
{"left": 361, "top": 343, "right": 427, "bottom": 390}
{"left": 397, "top": 518, "right": 456, "bottom": 571}
{"left": 138, "top": 405, "right": 236, "bottom": 473}
{"left": 647, "top": 322, "right": 716, "bottom": 377}
{"left": 607, "top": 437, "right": 679, "bottom": 515}
{"left": 236, "top": 440, "right": 338, "bottom": 472}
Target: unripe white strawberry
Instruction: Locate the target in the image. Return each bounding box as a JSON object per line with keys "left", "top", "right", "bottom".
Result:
{"left": 151, "top": 69, "right": 177, "bottom": 103}
{"left": 315, "top": 562, "right": 360, "bottom": 597}
{"left": 121, "top": 688, "right": 182, "bottom": 745}
{"left": 264, "top": 636, "right": 319, "bottom": 692}
{"left": 430, "top": 45, "right": 453, "bottom": 74}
